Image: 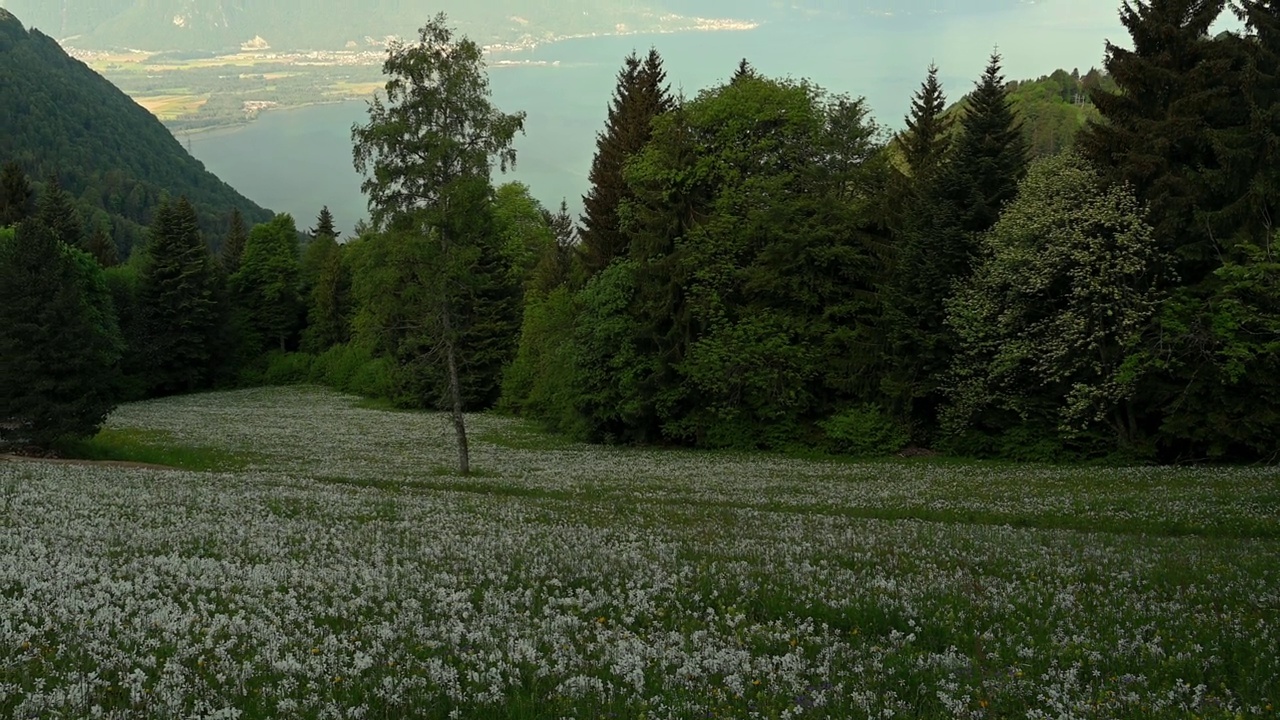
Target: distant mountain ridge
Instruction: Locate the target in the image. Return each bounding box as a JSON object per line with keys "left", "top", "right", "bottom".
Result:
{"left": 0, "top": 9, "right": 272, "bottom": 255}
{"left": 0, "top": 0, "right": 681, "bottom": 51}
{"left": 0, "top": 0, "right": 1038, "bottom": 52}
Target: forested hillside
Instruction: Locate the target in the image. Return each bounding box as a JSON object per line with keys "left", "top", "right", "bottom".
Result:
{"left": 2, "top": 0, "right": 691, "bottom": 51}
{"left": 5, "top": 3, "right": 1279, "bottom": 466}
{"left": 943, "top": 67, "right": 1117, "bottom": 159}
{"left": 0, "top": 8, "right": 271, "bottom": 257}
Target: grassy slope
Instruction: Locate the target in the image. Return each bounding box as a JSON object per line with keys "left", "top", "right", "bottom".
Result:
{"left": 3, "top": 386, "right": 1277, "bottom": 718}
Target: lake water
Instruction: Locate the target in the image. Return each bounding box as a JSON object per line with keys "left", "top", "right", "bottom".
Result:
{"left": 185, "top": 4, "right": 1129, "bottom": 235}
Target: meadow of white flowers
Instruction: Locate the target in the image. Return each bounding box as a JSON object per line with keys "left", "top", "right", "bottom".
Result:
{"left": 1, "top": 387, "right": 1276, "bottom": 719}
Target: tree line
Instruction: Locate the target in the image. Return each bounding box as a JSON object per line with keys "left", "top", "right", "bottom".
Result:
{"left": 3, "top": 1, "right": 1278, "bottom": 465}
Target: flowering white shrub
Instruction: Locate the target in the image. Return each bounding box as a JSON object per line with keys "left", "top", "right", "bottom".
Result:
{"left": 0, "top": 387, "right": 1276, "bottom": 718}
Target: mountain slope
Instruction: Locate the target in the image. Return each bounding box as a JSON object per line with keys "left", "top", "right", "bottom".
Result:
{"left": 0, "top": 0, "right": 690, "bottom": 52}
{"left": 0, "top": 8, "right": 272, "bottom": 255}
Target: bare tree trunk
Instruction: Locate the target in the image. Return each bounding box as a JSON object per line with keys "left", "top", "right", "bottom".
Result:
{"left": 438, "top": 239, "right": 470, "bottom": 476}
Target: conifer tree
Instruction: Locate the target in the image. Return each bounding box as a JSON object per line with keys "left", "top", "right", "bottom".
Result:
{"left": 883, "top": 52, "right": 1028, "bottom": 440}
{"left": 310, "top": 205, "right": 339, "bottom": 241}
{"left": 1079, "top": 0, "right": 1228, "bottom": 283}
{"left": 0, "top": 161, "right": 33, "bottom": 227}
{"left": 0, "top": 219, "right": 123, "bottom": 448}
{"left": 221, "top": 208, "right": 248, "bottom": 275}
{"left": 941, "top": 52, "right": 1029, "bottom": 236}
{"left": 900, "top": 63, "right": 950, "bottom": 182}
{"left": 137, "top": 196, "right": 220, "bottom": 396}
{"left": 579, "top": 49, "right": 672, "bottom": 276}
{"left": 731, "top": 58, "right": 757, "bottom": 83}
{"left": 35, "top": 175, "right": 83, "bottom": 251}
{"left": 302, "top": 206, "right": 341, "bottom": 294}
{"left": 85, "top": 221, "right": 119, "bottom": 267}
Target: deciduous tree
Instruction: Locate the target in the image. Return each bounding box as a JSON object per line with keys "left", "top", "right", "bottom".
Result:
{"left": 352, "top": 13, "right": 525, "bottom": 475}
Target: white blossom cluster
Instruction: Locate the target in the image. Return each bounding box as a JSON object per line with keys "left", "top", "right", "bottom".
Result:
{"left": 0, "top": 387, "right": 1275, "bottom": 718}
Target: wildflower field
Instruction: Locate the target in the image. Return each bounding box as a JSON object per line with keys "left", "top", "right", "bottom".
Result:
{"left": 1, "top": 387, "right": 1277, "bottom": 719}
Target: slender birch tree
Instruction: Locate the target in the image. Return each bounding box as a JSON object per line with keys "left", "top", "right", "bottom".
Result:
{"left": 352, "top": 13, "right": 525, "bottom": 475}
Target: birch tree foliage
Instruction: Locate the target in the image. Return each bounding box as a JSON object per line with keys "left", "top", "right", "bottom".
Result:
{"left": 944, "top": 151, "right": 1167, "bottom": 446}
{"left": 350, "top": 14, "right": 525, "bottom": 474}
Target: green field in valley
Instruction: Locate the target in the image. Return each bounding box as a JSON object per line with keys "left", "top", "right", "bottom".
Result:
{"left": 1, "top": 387, "right": 1277, "bottom": 718}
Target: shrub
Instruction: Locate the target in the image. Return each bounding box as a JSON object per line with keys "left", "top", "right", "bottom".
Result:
{"left": 819, "top": 404, "right": 910, "bottom": 457}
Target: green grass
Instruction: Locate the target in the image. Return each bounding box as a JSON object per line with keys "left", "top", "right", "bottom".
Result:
{"left": 55, "top": 427, "right": 254, "bottom": 472}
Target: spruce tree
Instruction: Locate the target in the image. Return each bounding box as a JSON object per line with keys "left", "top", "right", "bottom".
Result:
{"left": 0, "top": 219, "right": 123, "bottom": 448}
{"left": 579, "top": 49, "right": 672, "bottom": 276}
{"left": 85, "top": 221, "right": 119, "bottom": 267}
{"left": 137, "top": 196, "right": 220, "bottom": 396}
{"left": 221, "top": 208, "right": 248, "bottom": 275}
{"left": 1079, "top": 0, "right": 1228, "bottom": 283}
{"left": 0, "top": 161, "right": 33, "bottom": 227}
{"left": 310, "top": 205, "right": 339, "bottom": 241}
{"left": 35, "top": 174, "right": 83, "bottom": 251}
{"left": 883, "top": 52, "right": 1028, "bottom": 441}
{"left": 900, "top": 63, "right": 950, "bottom": 181}
{"left": 731, "top": 58, "right": 757, "bottom": 83}
{"left": 942, "top": 52, "right": 1029, "bottom": 236}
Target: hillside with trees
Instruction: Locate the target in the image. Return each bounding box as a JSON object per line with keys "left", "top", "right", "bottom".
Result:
{"left": 0, "top": 8, "right": 271, "bottom": 258}
{"left": 5, "top": 2, "right": 1280, "bottom": 466}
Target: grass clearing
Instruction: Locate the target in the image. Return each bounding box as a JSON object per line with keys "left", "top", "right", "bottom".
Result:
{"left": 55, "top": 426, "right": 254, "bottom": 471}
{"left": 2, "top": 386, "right": 1277, "bottom": 718}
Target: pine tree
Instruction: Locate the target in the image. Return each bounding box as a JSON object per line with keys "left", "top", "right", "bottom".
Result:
{"left": 137, "top": 196, "right": 220, "bottom": 396}
{"left": 310, "top": 205, "right": 339, "bottom": 241}
{"left": 579, "top": 49, "right": 673, "bottom": 276}
{"left": 302, "top": 206, "right": 340, "bottom": 294}
{"left": 1197, "top": 0, "right": 1280, "bottom": 247}
{"left": 731, "top": 58, "right": 757, "bottom": 83}
{"left": 942, "top": 52, "right": 1029, "bottom": 236}
{"left": 35, "top": 174, "right": 83, "bottom": 251}
{"left": 0, "top": 161, "right": 34, "bottom": 227}
{"left": 85, "top": 221, "right": 119, "bottom": 267}
{"left": 0, "top": 219, "right": 123, "bottom": 448}
{"left": 221, "top": 208, "right": 248, "bottom": 275}
{"left": 883, "top": 52, "right": 1028, "bottom": 441}
{"left": 1079, "top": 0, "right": 1228, "bottom": 284}
{"left": 900, "top": 63, "right": 950, "bottom": 181}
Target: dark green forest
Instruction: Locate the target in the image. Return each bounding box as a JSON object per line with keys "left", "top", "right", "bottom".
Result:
{"left": 0, "top": 9, "right": 272, "bottom": 258}
{"left": 4, "top": 1, "right": 1279, "bottom": 465}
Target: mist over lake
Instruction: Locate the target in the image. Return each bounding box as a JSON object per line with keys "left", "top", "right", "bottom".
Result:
{"left": 185, "top": 4, "right": 1126, "bottom": 233}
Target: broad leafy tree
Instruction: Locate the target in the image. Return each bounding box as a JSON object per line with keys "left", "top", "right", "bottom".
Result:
{"left": 232, "top": 213, "right": 303, "bottom": 352}
{"left": 0, "top": 219, "right": 122, "bottom": 447}
{"left": 606, "top": 74, "right": 889, "bottom": 447}
{"left": 945, "top": 152, "right": 1166, "bottom": 456}
{"left": 352, "top": 13, "right": 525, "bottom": 475}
